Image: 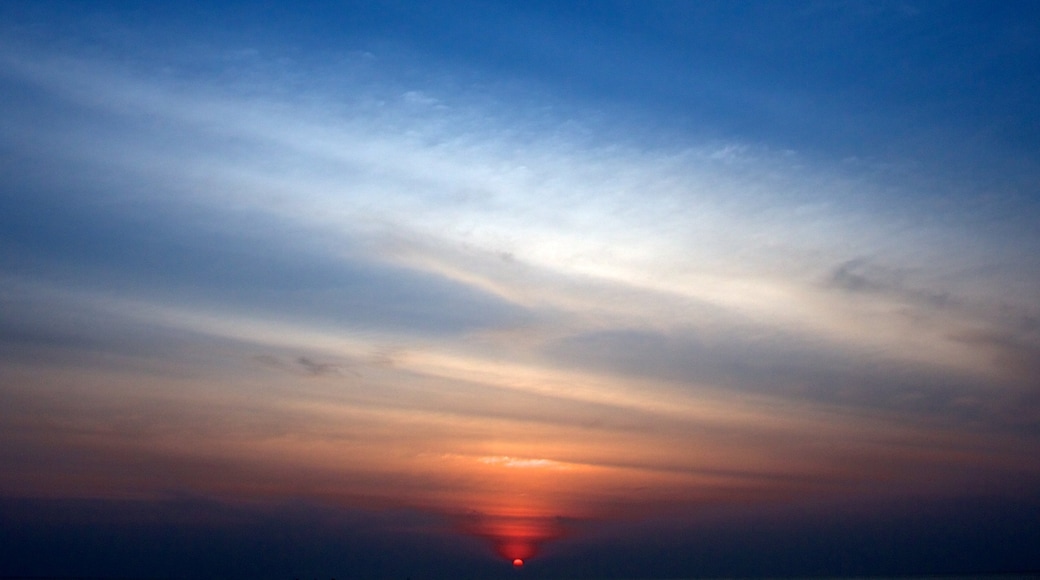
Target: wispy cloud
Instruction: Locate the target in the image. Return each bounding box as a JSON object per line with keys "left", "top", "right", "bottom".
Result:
{"left": 1, "top": 22, "right": 1039, "bottom": 567}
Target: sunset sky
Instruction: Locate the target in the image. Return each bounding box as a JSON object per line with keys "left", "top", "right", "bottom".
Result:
{"left": 2, "top": 2, "right": 1039, "bottom": 579}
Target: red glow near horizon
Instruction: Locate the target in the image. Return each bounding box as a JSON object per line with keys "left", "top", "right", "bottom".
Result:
{"left": 513, "top": 558, "right": 524, "bottom": 568}
{"left": 459, "top": 512, "right": 563, "bottom": 562}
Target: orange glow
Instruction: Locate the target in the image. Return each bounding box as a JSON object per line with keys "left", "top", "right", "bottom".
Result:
{"left": 459, "top": 511, "right": 563, "bottom": 562}
{"left": 5, "top": 344, "right": 1033, "bottom": 566}
{"left": 513, "top": 558, "right": 524, "bottom": 568}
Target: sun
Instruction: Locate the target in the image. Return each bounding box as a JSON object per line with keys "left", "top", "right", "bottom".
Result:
{"left": 513, "top": 558, "right": 524, "bottom": 568}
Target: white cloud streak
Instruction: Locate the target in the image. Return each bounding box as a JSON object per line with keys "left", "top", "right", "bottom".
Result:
{"left": 2, "top": 41, "right": 1038, "bottom": 489}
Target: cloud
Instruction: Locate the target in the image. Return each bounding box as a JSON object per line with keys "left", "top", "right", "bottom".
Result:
{"left": 1, "top": 20, "right": 1039, "bottom": 572}
{"left": 829, "top": 257, "right": 953, "bottom": 308}
{"left": 949, "top": 329, "right": 1040, "bottom": 398}
{"left": 295, "top": 356, "right": 343, "bottom": 377}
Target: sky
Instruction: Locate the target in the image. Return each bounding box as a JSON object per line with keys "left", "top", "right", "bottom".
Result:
{"left": 1, "top": 1, "right": 1039, "bottom": 579}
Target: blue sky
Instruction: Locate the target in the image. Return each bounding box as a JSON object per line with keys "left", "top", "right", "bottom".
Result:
{"left": 2, "top": 2, "right": 1040, "bottom": 579}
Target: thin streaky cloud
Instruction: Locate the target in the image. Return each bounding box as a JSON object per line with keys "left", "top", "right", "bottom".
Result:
{"left": 1, "top": 4, "right": 1039, "bottom": 576}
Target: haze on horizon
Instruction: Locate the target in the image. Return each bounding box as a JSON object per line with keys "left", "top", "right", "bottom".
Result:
{"left": 1, "top": 2, "right": 1039, "bottom": 579}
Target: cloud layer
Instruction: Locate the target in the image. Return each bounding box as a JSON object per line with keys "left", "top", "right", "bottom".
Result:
{"left": 2, "top": 3, "right": 1039, "bottom": 576}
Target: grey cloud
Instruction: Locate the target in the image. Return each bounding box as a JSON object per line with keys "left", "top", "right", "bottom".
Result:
{"left": 0, "top": 280, "right": 229, "bottom": 372}
{"left": 830, "top": 258, "right": 892, "bottom": 293}
{"left": 826, "top": 256, "right": 1040, "bottom": 390}
{"left": 296, "top": 357, "right": 340, "bottom": 377}
{"left": 255, "top": 355, "right": 351, "bottom": 378}
{"left": 828, "top": 257, "right": 953, "bottom": 308}
{"left": 0, "top": 174, "right": 533, "bottom": 340}
{"left": 1, "top": 50, "right": 536, "bottom": 342}
{"left": 542, "top": 325, "right": 1031, "bottom": 433}
{"left": 950, "top": 329, "right": 1040, "bottom": 378}
{"left": 947, "top": 329, "right": 1040, "bottom": 429}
